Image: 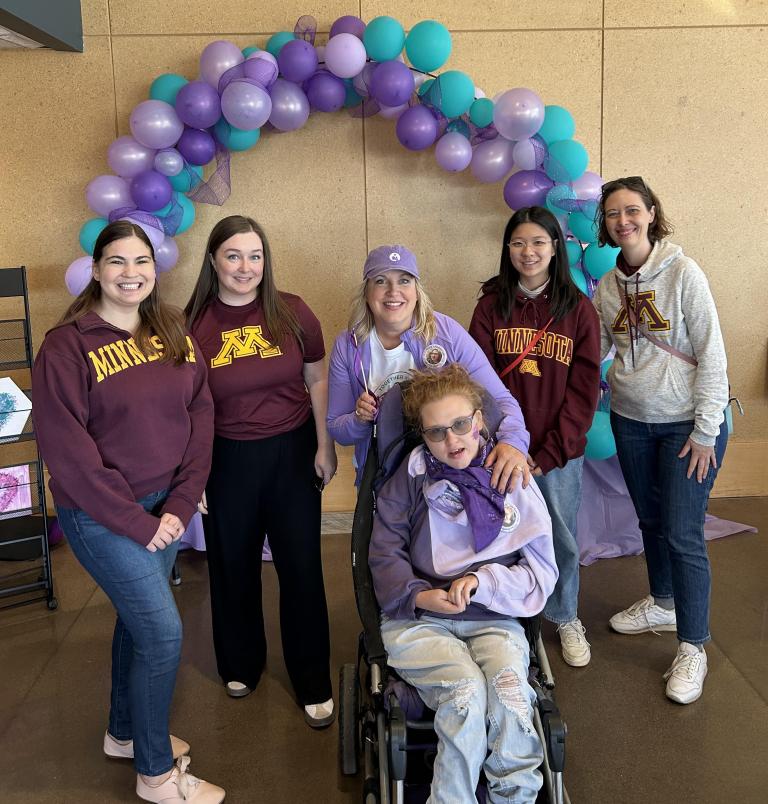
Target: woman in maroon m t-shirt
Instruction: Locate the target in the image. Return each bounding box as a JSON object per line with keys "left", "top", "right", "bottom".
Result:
{"left": 185, "top": 215, "right": 337, "bottom": 728}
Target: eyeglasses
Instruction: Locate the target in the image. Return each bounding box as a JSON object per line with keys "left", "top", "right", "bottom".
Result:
{"left": 421, "top": 411, "right": 478, "bottom": 442}
{"left": 508, "top": 239, "right": 554, "bottom": 251}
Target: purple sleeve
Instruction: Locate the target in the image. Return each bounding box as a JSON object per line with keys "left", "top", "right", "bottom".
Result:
{"left": 445, "top": 316, "right": 530, "bottom": 455}
{"left": 369, "top": 461, "right": 431, "bottom": 619}
{"left": 327, "top": 332, "right": 371, "bottom": 446}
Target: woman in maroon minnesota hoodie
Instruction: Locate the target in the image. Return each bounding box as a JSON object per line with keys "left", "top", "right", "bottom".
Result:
{"left": 32, "top": 221, "right": 223, "bottom": 804}
{"left": 470, "top": 206, "right": 600, "bottom": 668}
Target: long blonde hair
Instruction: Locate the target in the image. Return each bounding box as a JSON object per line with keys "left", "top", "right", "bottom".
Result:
{"left": 347, "top": 276, "right": 437, "bottom": 344}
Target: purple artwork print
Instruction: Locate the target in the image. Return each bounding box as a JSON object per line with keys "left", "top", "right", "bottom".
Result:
{"left": 0, "top": 465, "right": 32, "bottom": 520}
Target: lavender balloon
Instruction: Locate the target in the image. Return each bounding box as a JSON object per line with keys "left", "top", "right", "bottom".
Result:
{"left": 277, "top": 39, "right": 318, "bottom": 84}
{"left": 244, "top": 50, "right": 279, "bottom": 88}
{"left": 86, "top": 174, "right": 133, "bottom": 217}
{"left": 107, "top": 136, "right": 156, "bottom": 179}
{"left": 512, "top": 137, "right": 546, "bottom": 171}
{"left": 175, "top": 80, "right": 222, "bottom": 129}
{"left": 325, "top": 33, "right": 367, "bottom": 79}
{"left": 370, "top": 60, "right": 415, "bottom": 108}
{"left": 378, "top": 102, "right": 409, "bottom": 120}
{"left": 65, "top": 256, "right": 94, "bottom": 296}
{"left": 470, "top": 138, "right": 515, "bottom": 183}
{"left": 395, "top": 105, "right": 439, "bottom": 151}
{"left": 435, "top": 131, "right": 472, "bottom": 172}
{"left": 154, "top": 148, "right": 184, "bottom": 177}
{"left": 221, "top": 80, "right": 272, "bottom": 130}
{"left": 130, "top": 170, "right": 173, "bottom": 211}
{"left": 572, "top": 170, "right": 604, "bottom": 200}
{"left": 130, "top": 100, "right": 184, "bottom": 150}
{"left": 305, "top": 72, "right": 346, "bottom": 112}
{"left": 494, "top": 88, "right": 545, "bottom": 142}
{"left": 177, "top": 128, "right": 216, "bottom": 166}
{"left": 329, "top": 15, "right": 366, "bottom": 40}
{"left": 155, "top": 236, "right": 179, "bottom": 273}
{"left": 268, "top": 79, "right": 310, "bottom": 132}
{"left": 503, "top": 169, "right": 554, "bottom": 210}
{"left": 200, "top": 40, "right": 244, "bottom": 88}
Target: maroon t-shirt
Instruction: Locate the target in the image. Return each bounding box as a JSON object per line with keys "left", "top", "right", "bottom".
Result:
{"left": 192, "top": 292, "right": 325, "bottom": 440}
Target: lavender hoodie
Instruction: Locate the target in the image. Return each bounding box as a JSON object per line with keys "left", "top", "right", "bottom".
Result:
{"left": 369, "top": 445, "right": 557, "bottom": 621}
{"left": 327, "top": 312, "right": 530, "bottom": 485}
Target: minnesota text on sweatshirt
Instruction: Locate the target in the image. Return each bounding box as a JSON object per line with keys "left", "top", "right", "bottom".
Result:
{"left": 32, "top": 313, "right": 214, "bottom": 546}
{"left": 593, "top": 240, "right": 728, "bottom": 446}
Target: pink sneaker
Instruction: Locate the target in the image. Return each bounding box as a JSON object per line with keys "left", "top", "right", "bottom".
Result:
{"left": 136, "top": 756, "right": 225, "bottom": 803}
{"left": 104, "top": 731, "right": 189, "bottom": 760}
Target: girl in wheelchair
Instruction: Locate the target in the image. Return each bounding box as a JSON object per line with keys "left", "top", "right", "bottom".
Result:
{"left": 369, "top": 364, "right": 558, "bottom": 803}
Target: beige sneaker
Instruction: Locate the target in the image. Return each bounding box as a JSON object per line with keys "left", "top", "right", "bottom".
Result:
{"left": 104, "top": 731, "right": 189, "bottom": 761}
{"left": 136, "top": 756, "right": 225, "bottom": 803}
{"left": 304, "top": 697, "right": 335, "bottom": 728}
{"left": 556, "top": 618, "right": 591, "bottom": 667}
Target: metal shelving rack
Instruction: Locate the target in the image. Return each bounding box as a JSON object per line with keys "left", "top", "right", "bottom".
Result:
{"left": 0, "top": 266, "right": 57, "bottom": 611}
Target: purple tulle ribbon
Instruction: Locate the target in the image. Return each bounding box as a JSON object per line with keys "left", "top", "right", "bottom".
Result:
{"left": 188, "top": 146, "right": 231, "bottom": 206}
{"left": 294, "top": 14, "right": 317, "bottom": 44}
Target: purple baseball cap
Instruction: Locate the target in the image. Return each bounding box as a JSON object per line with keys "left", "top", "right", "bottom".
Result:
{"left": 363, "top": 244, "right": 419, "bottom": 280}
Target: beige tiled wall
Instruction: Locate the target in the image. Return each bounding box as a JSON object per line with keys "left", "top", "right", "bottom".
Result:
{"left": 1, "top": 2, "right": 765, "bottom": 509}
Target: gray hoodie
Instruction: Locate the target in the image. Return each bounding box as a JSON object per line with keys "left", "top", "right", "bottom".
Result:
{"left": 593, "top": 240, "right": 728, "bottom": 447}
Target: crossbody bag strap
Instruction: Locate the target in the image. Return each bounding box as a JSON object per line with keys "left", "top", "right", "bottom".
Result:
{"left": 498, "top": 317, "right": 555, "bottom": 380}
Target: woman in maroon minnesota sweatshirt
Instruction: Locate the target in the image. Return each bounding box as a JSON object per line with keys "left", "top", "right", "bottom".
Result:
{"left": 470, "top": 206, "right": 600, "bottom": 669}
{"left": 32, "top": 221, "right": 223, "bottom": 804}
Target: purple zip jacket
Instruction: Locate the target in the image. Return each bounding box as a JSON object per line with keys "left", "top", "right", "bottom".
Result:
{"left": 327, "top": 312, "right": 530, "bottom": 485}
{"left": 369, "top": 445, "right": 557, "bottom": 621}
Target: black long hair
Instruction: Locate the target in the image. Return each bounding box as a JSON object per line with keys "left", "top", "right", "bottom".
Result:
{"left": 480, "top": 206, "right": 581, "bottom": 323}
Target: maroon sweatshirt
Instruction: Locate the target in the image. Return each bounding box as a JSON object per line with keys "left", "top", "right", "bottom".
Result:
{"left": 469, "top": 290, "right": 601, "bottom": 474}
{"left": 32, "top": 312, "right": 214, "bottom": 546}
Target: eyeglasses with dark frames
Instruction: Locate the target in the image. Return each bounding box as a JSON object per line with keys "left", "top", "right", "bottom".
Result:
{"left": 421, "top": 410, "right": 479, "bottom": 443}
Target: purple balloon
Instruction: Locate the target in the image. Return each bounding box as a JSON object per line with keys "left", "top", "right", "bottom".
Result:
{"left": 470, "top": 138, "right": 515, "bottom": 183}
{"left": 244, "top": 50, "right": 279, "bottom": 88}
{"left": 325, "top": 33, "right": 367, "bottom": 79}
{"left": 154, "top": 148, "right": 184, "bottom": 177}
{"left": 305, "top": 72, "right": 346, "bottom": 112}
{"left": 175, "top": 80, "right": 222, "bottom": 129}
{"left": 278, "top": 39, "right": 318, "bottom": 84}
{"left": 176, "top": 127, "right": 216, "bottom": 166}
{"left": 130, "top": 170, "right": 173, "bottom": 211}
{"left": 370, "top": 60, "right": 415, "bottom": 108}
{"left": 494, "top": 88, "right": 545, "bottom": 142}
{"left": 572, "top": 170, "right": 604, "bottom": 200}
{"left": 200, "top": 40, "right": 244, "bottom": 88}
{"left": 396, "top": 105, "right": 439, "bottom": 151}
{"left": 503, "top": 170, "right": 554, "bottom": 210}
{"left": 86, "top": 174, "right": 133, "bottom": 217}
{"left": 435, "top": 131, "right": 472, "bottom": 172}
{"left": 119, "top": 213, "right": 165, "bottom": 252}
{"left": 329, "top": 15, "right": 366, "bottom": 40}
{"left": 107, "top": 136, "right": 156, "bottom": 179}
{"left": 268, "top": 79, "right": 310, "bottom": 132}
{"left": 130, "top": 100, "right": 184, "bottom": 150}
{"left": 65, "top": 256, "right": 94, "bottom": 296}
{"left": 221, "top": 80, "right": 272, "bottom": 130}
{"left": 155, "top": 236, "right": 179, "bottom": 273}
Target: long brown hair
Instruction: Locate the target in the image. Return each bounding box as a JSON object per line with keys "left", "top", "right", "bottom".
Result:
{"left": 57, "top": 221, "right": 189, "bottom": 364}
{"left": 184, "top": 215, "right": 302, "bottom": 348}
{"left": 597, "top": 176, "right": 674, "bottom": 248}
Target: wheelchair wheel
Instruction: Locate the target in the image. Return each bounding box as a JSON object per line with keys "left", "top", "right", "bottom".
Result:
{"left": 339, "top": 663, "right": 361, "bottom": 776}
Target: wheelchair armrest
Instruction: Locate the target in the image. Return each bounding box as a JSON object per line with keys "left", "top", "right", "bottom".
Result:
{"left": 535, "top": 689, "right": 567, "bottom": 773}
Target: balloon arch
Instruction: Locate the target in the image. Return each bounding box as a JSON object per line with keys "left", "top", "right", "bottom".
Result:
{"left": 67, "top": 13, "right": 617, "bottom": 459}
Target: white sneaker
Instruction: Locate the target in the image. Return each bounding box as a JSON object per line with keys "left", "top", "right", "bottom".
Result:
{"left": 304, "top": 697, "right": 335, "bottom": 728}
{"left": 609, "top": 595, "right": 677, "bottom": 634}
{"left": 664, "top": 642, "right": 707, "bottom": 704}
{"left": 136, "top": 756, "right": 225, "bottom": 803}
{"left": 556, "top": 619, "right": 591, "bottom": 667}
{"left": 104, "top": 731, "right": 189, "bottom": 760}
{"left": 225, "top": 681, "right": 251, "bottom": 698}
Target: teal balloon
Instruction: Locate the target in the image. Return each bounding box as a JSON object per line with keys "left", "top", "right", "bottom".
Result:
{"left": 570, "top": 266, "right": 588, "bottom": 295}
{"left": 537, "top": 105, "right": 575, "bottom": 145}
{"left": 583, "top": 242, "right": 620, "bottom": 279}
{"left": 149, "top": 73, "right": 188, "bottom": 105}
{"left": 79, "top": 217, "right": 108, "bottom": 255}
{"left": 600, "top": 358, "right": 613, "bottom": 382}
{"left": 173, "top": 193, "right": 196, "bottom": 235}
{"left": 418, "top": 78, "right": 435, "bottom": 97}
{"left": 568, "top": 209, "right": 598, "bottom": 243}
{"left": 363, "top": 16, "right": 405, "bottom": 62}
{"left": 214, "top": 119, "right": 261, "bottom": 151}
{"left": 565, "top": 239, "right": 583, "bottom": 268}
{"left": 545, "top": 139, "right": 589, "bottom": 182}
{"left": 469, "top": 98, "right": 494, "bottom": 128}
{"left": 169, "top": 164, "right": 203, "bottom": 192}
{"left": 545, "top": 184, "right": 576, "bottom": 215}
{"left": 405, "top": 20, "right": 452, "bottom": 72}
{"left": 343, "top": 82, "right": 363, "bottom": 108}
{"left": 266, "top": 31, "right": 295, "bottom": 58}
{"left": 242, "top": 45, "right": 260, "bottom": 57}
{"left": 585, "top": 410, "right": 616, "bottom": 460}
{"left": 433, "top": 70, "right": 474, "bottom": 119}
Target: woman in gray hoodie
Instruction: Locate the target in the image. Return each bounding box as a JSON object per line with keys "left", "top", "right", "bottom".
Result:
{"left": 593, "top": 176, "right": 728, "bottom": 705}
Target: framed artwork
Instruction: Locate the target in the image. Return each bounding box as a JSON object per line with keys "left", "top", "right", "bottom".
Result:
{"left": 0, "top": 464, "right": 32, "bottom": 520}
{"left": 0, "top": 377, "right": 31, "bottom": 443}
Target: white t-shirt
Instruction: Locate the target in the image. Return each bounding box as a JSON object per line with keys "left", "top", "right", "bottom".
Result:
{"left": 369, "top": 328, "right": 415, "bottom": 397}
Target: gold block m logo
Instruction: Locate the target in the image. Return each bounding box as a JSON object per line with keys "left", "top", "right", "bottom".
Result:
{"left": 210, "top": 326, "right": 282, "bottom": 368}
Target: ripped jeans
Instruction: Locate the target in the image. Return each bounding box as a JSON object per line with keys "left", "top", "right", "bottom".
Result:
{"left": 381, "top": 615, "right": 543, "bottom": 803}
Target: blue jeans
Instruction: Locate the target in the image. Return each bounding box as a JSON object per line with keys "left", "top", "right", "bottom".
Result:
{"left": 610, "top": 413, "right": 728, "bottom": 645}
{"left": 535, "top": 457, "right": 584, "bottom": 625}
{"left": 381, "top": 615, "right": 542, "bottom": 803}
{"left": 56, "top": 490, "right": 181, "bottom": 776}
